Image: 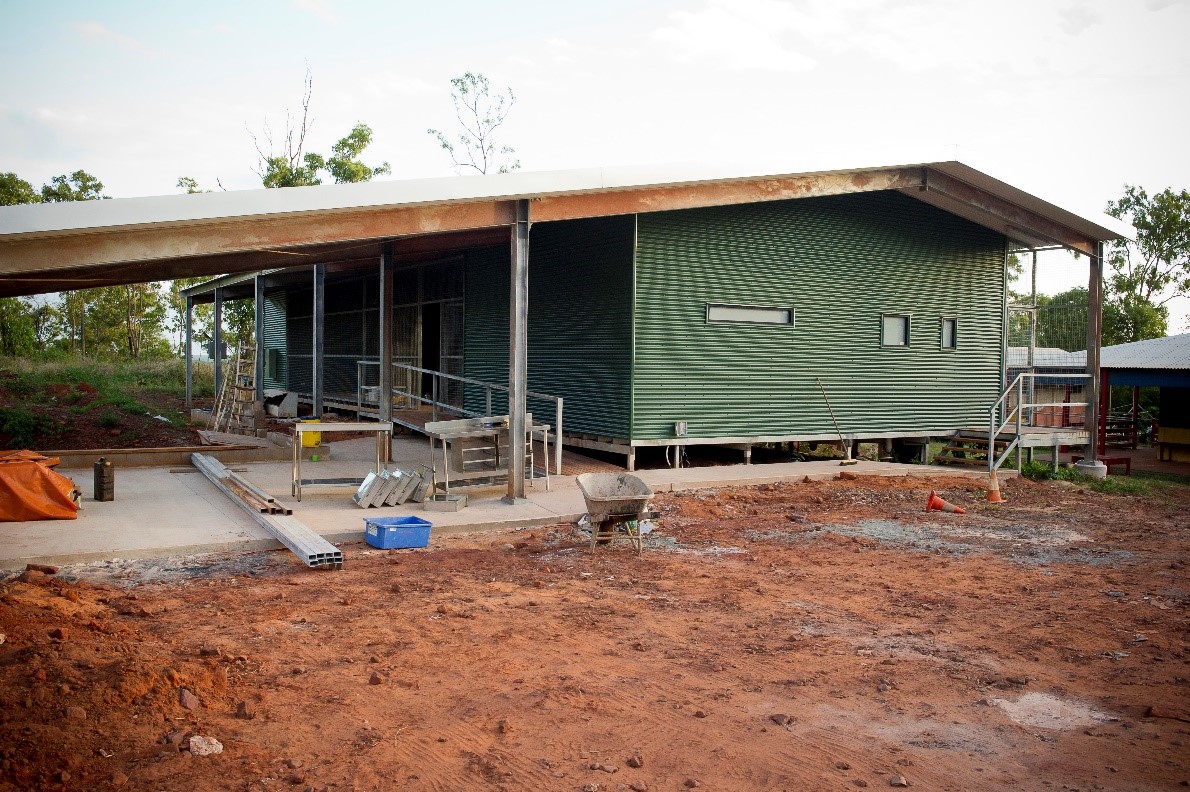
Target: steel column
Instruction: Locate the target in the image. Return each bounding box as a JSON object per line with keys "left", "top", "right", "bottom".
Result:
{"left": 213, "top": 287, "right": 224, "bottom": 404}
{"left": 379, "top": 243, "right": 394, "bottom": 423}
{"left": 312, "top": 264, "right": 325, "bottom": 418}
{"left": 1081, "top": 241, "right": 1105, "bottom": 470}
{"left": 254, "top": 275, "right": 265, "bottom": 401}
{"left": 505, "top": 199, "right": 530, "bottom": 502}
{"left": 184, "top": 295, "right": 193, "bottom": 413}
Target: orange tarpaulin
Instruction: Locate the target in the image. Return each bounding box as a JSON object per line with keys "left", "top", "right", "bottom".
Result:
{"left": 0, "top": 450, "right": 80, "bottom": 522}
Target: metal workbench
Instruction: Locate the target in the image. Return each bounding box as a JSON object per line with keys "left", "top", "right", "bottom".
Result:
{"left": 290, "top": 421, "right": 393, "bottom": 501}
{"left": 424, "top": 414, "right": 549, "bottom": 493}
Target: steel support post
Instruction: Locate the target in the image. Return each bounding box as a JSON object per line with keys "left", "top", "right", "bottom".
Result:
{"left": 312, "top": 264, "right": 326, "bottom": 418}
{"left": 379, "top": 243, "right": 394, "bottom": 460}
{"left": 184, "top": 295, "right": 194, "bottom": 413}
{"left": 1076, "top": 241, "right": 1106, "bottom": 477}
{"left": 254, "top": 275, "right": 265, "bottom": 401}
{"left": 505, "top": 199, "right": 530, "bottom": 503}
{"left": 213, "top": 287, "right": 224, "bottom": 404}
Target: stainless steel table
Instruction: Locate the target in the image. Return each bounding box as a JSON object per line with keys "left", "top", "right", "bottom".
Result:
{"left": 290, "top": 421, "right": 393, "bottom": 501}
{"left": 424, "top": 415, "right": 549, "bottom": 493}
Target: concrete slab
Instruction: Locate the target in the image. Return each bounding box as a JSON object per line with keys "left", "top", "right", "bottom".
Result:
{"left": 0, "top": 434, "right": 998, "bottom": 570}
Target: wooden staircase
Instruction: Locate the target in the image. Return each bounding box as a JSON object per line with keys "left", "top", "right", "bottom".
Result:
{"left": 932, "top": 430, "right": 1009, "bottom": 468}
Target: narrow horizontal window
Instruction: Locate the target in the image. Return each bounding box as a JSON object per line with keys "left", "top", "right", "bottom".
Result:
{"left": 881, "top": 314, "right": 910, "bottom": 347}
{"left": 707, "top": 303, "right": 794, "bottom": 325}
{"left": 941, "top": 317, "right": 957, "bottom": 349}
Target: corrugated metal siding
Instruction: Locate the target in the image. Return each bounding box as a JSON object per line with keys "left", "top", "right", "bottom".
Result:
{"left": 632, "top": 191, "right": 1006, "bottom": 440}
{"left": 462, "top": 246, "right": 511, "bottom": 415}
{"left": 462, "top": 218, "right": 634, "bottom": 436}
{"left": 262, "top": 291, "right": 286, "bottom": 390}
{"left": 527, "top": 216, "right": 633, "bottom": 437}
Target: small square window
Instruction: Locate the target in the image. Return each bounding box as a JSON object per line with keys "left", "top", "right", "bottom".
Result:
{"left": 941, "top": 317, "right": 957, "bottom": 349}
{"left": 881, "top": 314, "right": 910, "bottom": 347}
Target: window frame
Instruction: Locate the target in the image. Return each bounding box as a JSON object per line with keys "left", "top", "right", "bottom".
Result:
{"left": 940, "top": 316, "right": 958, "bottom": 350}
{"left": 880, "top": 313, "right": 911, "bottom": 348}
{"left": 706, "top": 302, "right": 795, "bottom": 327}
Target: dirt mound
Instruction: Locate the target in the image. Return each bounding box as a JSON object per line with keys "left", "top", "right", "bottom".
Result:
{"left": 0, "top": 475, "right": 1187, "bottom": 791}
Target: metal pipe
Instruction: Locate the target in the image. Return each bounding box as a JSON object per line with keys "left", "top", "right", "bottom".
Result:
{"left": 312, "top": 264, "right": 325, "bottom": 418}
{"left": 213, "top": 287, "right": 223, "bottom": 405}
{"left": 254, "top": 275, "right": 265, "bottom": 402}
{"left": 554, "top": 397, "right": 563, "bottom": 478}
{"left": 379, "top": 244, "right": 394, "bottom": 454}
{"left": 505, "top": 199, "right": 530, "bottom": 502}
{"left": 184, "top": 295, "right": 193, "bottom": 414}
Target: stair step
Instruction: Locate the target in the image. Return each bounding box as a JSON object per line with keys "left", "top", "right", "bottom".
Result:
{"left": 933, "top": 455, "right": 990, "bottom": 466}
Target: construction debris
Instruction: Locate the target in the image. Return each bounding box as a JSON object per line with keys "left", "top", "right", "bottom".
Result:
{"left": 352, "top": 465, "right": 431, "bottom": 509}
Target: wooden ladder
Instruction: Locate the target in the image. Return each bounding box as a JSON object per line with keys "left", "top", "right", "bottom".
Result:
{"left": 225, "top": 344, "right": 257, "bottom": 435}
{"left": 212, "top": 343, "right": 257, "bottom": 434}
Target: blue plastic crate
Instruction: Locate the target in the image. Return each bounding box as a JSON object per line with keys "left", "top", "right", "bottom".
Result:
{"left": 364, "top": 516, "right": 432, "bottom": 549}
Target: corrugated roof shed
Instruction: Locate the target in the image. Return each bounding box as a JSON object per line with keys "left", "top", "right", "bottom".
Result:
{"left": 1100, "top": 333, "right": 1190, "bottom": 370}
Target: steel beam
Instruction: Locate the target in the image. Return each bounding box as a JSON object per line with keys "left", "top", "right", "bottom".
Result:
{"left": 532, "top": 168, "right": 924, "bottom": 223}
{"left": 920, "top": 169, "right": 1096, "bottom": 256}
{"left": 0, "top": 201, "right": 518, "bottom": 280}
{"left": 505, "top": 199, "right": 530, "bottom": 502}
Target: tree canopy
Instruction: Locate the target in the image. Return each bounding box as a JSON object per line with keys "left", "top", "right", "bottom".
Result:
{"left": 428, "top": 72, "right": 520, "bottom": 175}
{"left": 0, "top": 172, "right": 40, "bottom": 206}
{"left": 1100, "top": 185, "right": 1189, "bottom": 341}
{"left": 252, "top": 70, "right": 389, "bottom": 188}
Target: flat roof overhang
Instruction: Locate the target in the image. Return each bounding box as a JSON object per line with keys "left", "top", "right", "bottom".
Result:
{"left": 0, "top": 161, "right": 1132, "bottom": 299}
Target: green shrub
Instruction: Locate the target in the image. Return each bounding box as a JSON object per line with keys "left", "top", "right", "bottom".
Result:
{"left": 0, "top": 407, "right": 40, "bottom": 448}
{"left": 98, "top": 409, "right": 122, "bottom": 429}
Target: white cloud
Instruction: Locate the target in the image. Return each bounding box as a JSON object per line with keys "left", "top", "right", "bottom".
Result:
{"left": 293, "top": 0, "right": 339, "bottom": 24}
{"left": 654, "top": 0, "right": 818, "bottom": 72}
{"left": 71, "top": 20, "right": 158, "bottom": 57}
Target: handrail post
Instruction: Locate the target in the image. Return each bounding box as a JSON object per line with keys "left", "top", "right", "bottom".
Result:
{"left": 989, "top": 403, "right": 996, "bottom": 473}
{"left": 431, "top": 375, "right": 438, "bottom": 422}
{"left": 486, "top": 385, "right": 492, "bottom": 417}
{"left": 1016, "top": 376, "right": 1024, "bottom": 471}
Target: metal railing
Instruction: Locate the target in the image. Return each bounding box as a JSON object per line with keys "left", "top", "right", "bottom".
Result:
{"left": 356, "top": 360, "right": 564, "bottom": 477}
{"left": 988, "top": 371, "right": 1091, "bottom": 472}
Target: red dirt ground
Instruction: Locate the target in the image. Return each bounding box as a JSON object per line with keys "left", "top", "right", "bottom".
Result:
{"left": 1, "top": 474, "right": 1187, "bottom": 791}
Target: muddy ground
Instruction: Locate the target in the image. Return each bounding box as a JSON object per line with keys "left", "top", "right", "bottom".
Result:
{"left": 1, "top": 474, "right": 1187, "bottom": 791}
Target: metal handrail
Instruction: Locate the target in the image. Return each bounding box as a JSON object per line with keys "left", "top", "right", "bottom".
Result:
{"left": 987, "top": 371, "right": 1091, "bottom": 473}
{"left": 356, "top": 360, "right": 564, "bottom": 477}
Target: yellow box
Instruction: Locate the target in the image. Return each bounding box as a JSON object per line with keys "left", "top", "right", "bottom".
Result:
{"left": 301, "top": 420, "right": 322, "bottom": 448}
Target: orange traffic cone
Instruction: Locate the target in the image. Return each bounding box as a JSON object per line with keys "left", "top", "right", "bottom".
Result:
{"left": 925, "top": 490, "right": 966, "bottom": 514}
{"left": 986, "top": 472, "right": 1005, "bottom": 504}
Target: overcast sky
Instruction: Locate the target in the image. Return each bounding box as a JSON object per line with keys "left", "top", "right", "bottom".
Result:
{"left": 2, "top": 0, "right": 1188, "bottom": 331}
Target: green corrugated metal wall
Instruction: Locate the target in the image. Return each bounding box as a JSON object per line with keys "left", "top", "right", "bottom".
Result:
{"left": 462, "top": 216, "right": 635, "bottom": 436}
{"left": 462, "top": 246, "right": 512, "bottom": 415}
{"left": 632, "top": 191, "right": 1006, "bottom": 440}
{"left": 262, "top": 291, "right": 286, "bottom": 390}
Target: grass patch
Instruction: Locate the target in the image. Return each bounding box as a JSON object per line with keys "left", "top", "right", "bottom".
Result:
{"left": 1020, "top": 459, "right": 1189, "bottom": 497}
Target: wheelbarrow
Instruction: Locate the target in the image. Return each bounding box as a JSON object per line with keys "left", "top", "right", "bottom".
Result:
{"left": 575, "top": 472, "right": 659, "bottom": 555}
